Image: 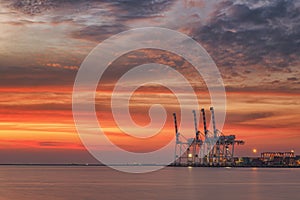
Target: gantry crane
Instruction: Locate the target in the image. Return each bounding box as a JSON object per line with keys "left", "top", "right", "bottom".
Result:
{"left": 173, "top": 107, "right": 245, "bottom": 166}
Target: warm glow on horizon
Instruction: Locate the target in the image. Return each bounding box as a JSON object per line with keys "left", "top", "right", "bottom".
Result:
{"left": 1, "top": 88, "right": 300, "bottom": 159}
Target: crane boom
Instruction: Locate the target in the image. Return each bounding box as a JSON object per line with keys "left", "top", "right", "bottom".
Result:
{"left": 173, "top": 113, "right": 179, "bottom": 143}
{"left": 201, "top": 108, "right": 208, "bottom": 136}
{"left": 192, "top": 110, "right": 199, "bottom": 141}
{"left": 210, "top": 107, "right": 217, "bottom": 138}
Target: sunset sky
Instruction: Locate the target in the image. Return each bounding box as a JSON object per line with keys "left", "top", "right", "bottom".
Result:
{"left": 0, "top": 0, "right": 299, "bottom": 164}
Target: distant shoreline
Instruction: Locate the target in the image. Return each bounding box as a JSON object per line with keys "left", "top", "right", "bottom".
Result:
{"left": 0, "top": 164, "right": 299, "bottom": 168}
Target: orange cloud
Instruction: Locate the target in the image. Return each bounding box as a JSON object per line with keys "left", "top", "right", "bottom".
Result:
{"left": 46, "top": 63, "right": 79, "bottom": 70}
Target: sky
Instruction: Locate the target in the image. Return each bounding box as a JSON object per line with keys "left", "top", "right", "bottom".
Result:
{"left": 0, "top": 0, "right": 299, "bottom": 164}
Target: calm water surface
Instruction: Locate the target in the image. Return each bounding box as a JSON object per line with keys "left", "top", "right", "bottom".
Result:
{"left": 0, "top": 166, "right": 299, "bottom": 200}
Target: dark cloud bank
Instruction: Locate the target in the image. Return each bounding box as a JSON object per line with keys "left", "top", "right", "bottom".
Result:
{"left": 6, "top": 0, "right": 300, "bottom": 87}
{"left": 196, "top": 0, "right": 300, "bottom": 68}
{"left": 10, "top": 0, "right": 173, "bottom": 16}
{"left": 10, "top": 0, "right": 300, "bottom": 69}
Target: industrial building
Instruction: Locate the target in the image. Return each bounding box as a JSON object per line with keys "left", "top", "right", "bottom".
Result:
{"left": 261, "top": 151, "right": 295, "bottom": 161}
{"left": 234, "top": 152, "right": 300, "bottom": 167}
{"left": 261, "top": 151, "right": 296, "bottom": 166}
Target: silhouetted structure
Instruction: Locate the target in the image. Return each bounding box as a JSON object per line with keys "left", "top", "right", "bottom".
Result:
{"left": 173, "top": 107, "right": 245, "bottom": 166}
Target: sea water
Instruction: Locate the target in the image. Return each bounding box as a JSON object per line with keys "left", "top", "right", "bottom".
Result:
{"left": 0, "top": 166, "right": 299, "bottom": 200}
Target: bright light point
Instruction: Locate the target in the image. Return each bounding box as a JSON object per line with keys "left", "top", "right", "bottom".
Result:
{"left": 188, "top": 153, "right": 193, "bottom": 158}
{"left": 291, "top": 150, "right": 294, "bottom": 153}
{"left": 253, "top": 149, "right": 257, "bottom": 153}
